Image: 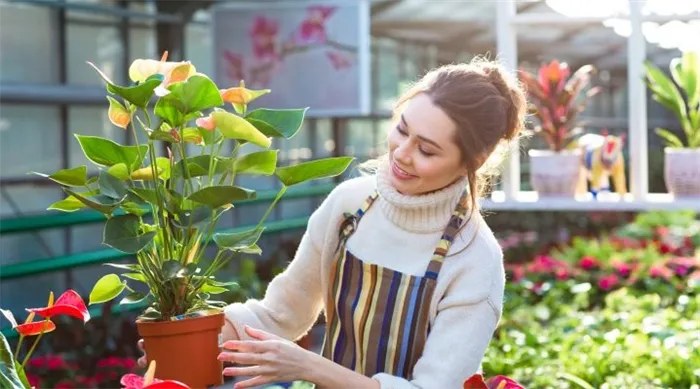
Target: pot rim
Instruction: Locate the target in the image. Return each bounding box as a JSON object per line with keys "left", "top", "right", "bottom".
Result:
{"left": 528, "top": 148, "right": 581, "bottom": 157}
{"left": 136, "top": 311, "right": 225, "bottom": 337}
{"left": 664, "top": 147, "right": 700, "bottom": 154}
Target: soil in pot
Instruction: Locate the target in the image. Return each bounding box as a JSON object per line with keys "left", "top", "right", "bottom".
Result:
{"left": 137, "top": 312, "right": 225, "bottom": 389}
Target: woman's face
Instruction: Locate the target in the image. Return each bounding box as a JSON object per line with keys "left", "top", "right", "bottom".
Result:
{"left": 387, "top": 93, "right": 468, "bottom": 195}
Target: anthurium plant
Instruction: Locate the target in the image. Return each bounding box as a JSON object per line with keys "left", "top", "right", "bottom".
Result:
{"left": 463, "top": 373, "right": 525, "bottom": 389}
{"left": 644, "top": 50, "right": 700, "bottom": 148}
{"left": 34, "top": 52, "right": 353, "bottom": 322}
{"left": 519, "top": 60, "right": 599, "bottom": 152}
{"left": 0, "top": 290, "right": 90, "bottom": 389}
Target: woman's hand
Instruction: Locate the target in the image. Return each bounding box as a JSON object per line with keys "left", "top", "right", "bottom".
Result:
{"left": 218, "top": 325, "right": 315, "bottom": 389}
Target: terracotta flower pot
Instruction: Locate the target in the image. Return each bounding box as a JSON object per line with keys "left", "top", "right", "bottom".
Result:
{"left": 664, "top": 148, "right": 700, "bottom": 198}
{"left": 528, "top": 149, "right": 582, "bottom": 197}
{"left": 137, "top": 312, "right": 225, "bottom": 389}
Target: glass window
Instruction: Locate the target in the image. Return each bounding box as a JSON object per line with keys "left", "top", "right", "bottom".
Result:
{"left": 67, "top": 23, "right": 124, "bottom": 85}
{"left": 0, "top": 105, "right": 62, "bottom": 179}
{"left": 186, "top": 21, "right": 214, "bottom": 78}
{"left": 0, "top": 3, "right": 59, "bottom": 84}
{"left": 68, "top": 106, "right": 128, "bottom": 174}
{"left": 374, "top": 38, "right": 400, "bottom": 114}
{"left": 129, "top": 25, "right": 157, "bottom": 62}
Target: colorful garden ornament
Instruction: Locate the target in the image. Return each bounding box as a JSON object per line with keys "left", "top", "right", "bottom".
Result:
{"left": 572, "top": 129, "right": 628, "bottom": 199}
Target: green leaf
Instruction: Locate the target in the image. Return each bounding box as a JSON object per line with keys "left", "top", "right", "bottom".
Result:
{"left": 200, "top": 284, "right": 229, "bottom": 294}
{"left": 48, "top": 194, "right": 91, "bottom": 212}
{"left": 103, "top": 214, "right": 156, "bottom": 253}
{"left": 129, "top": 188, "right": 158, "bottom": 205}
{"left": 89, "top": 62, "right": 164, "bottom": 108}
{"left": 99, "top": 170, "right": 128, "bottom": 199}
{"left": 183, "top": 127, "right": 204, "bottom": 145}
{"left": 75, "top": 134, "right": 148, "bottom": 170}
{"left": 246, "top": 108, "right": 308, "bottom": 139}
{"left": 122, "top": 272, "right": 147, "bottom": 282}
{"left": 64, "top": 188, "right": 123, "bottom": 215}
{"left": 645, "top": 61, "right": 689, "bottom": 130}
{"left": 120, "top": 291, "right": 147, "bottom": 305}
{"left": 149, "top": 129, "right": 179, "bottom": 143}
{"left": 214, "top": 227, "right": 265, "bottom": 251}
{"left": 246, "top": 118, "right": 283, "bottom": 138}
{"left": 172, "top": 155, "right": 231, "bottom": 179}
{"left": 212, "top": 111, "right": 271, "bottom": 148}
{"left": 169, "top": 74, "right": 224, "bottom": 114}
{"left": 121, "top": 202, "right": 148, "bottom": 216}
{"left": 275, "top": 157, "right": 354, "bottom": 187}
{"left": 104, "top": 263, "right": 141, "bottom": 271}
{"left": 33, "top": 166, "right": 87, "bottom": 187}
{"left": 187, "top": 186, "right": 256, "bottom": 208}
{"left": 0, "top": 334, "right": 23, "bottom": 389}
{"left": 198, "top": 127, "right": 222, "bottom": 146}
{"left": 655, "top": 128, "right": 685, "bottom": 148}
{"left": 89, "top": 274, "right": 127, "bottom": 305}
{"left": 173, "top": 206, "right": 212, "bottom": 228}
{"left": 155, "top": 94, "right": 186, "bottom": 128}
{"left": 235, "top": 150, "right": 278, "bottom": 176}
{"left": 679, "top": 51, "right": 699, "bottom": 107}
{"left": 14, "top": 361, "right": 30, "bottom": 389}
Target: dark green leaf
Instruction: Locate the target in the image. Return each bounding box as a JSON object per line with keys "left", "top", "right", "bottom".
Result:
{"left": 246, "top": 118, "right": 283, "bottom": 138}
{"left": 33, "top": 166, "right": 87, "bottom": 187}
{"left": 120, "top": 291, "right": 147, "bottom": 305}
{"left": 104, "top": 263, "right": 141, "bottom": 271}
{"left": 64, "top": 188, "right": 123, "bottom": 215}
{"left": 172, "top": 155, "right": 231, "bottom": 179}
{"left": 246, "top": 108, "right": 308, "bottom": 139}
{"left": 121, "top": 202, "right": 148, "bottom": 216}
{"left": 139, "top": 308, "right": 161, "bottom": 320}
{"left": 48, "top": 195, "right": 89, "bottom": 213}
{"left": 107, "top": 163, "right": 129, "bottom": 180}
{"left": 198, "top": 127, "right": 223, "bottom": 146}
{"left": 129, "top": 188, "right": 158, "bottom": 205}
{"left": 149, "top": 129, "right": 179, "bottom": 143}
{"left": 103, "top": 214, "right": 156, "bottom": 253}
{"left": 99, "top": 170, "right": 128, "bottom": 199}
{"left": 213, "top": 227, "right": 264, "bottom": 251}
{"left": 187, "top": 186, "right": 256, "bottom": 208}
{"left": 235, "top": 150, "right": 278, "bottom": 176}
{"left": 89, "top": 274, "right": 127, "bottom": 305}
{"left": 14, "top": 361, "right": 30, "bottom": 389}
{"left": 275, "top": 157, "right": 354, "bottom": 187}
{"left": 173, "top": 206, "right": 212, "bottom": 228}
{"left": 89, "top": 62, "right": 163, "bottom": 108}
{"left": 75, "top": 134, "right": 148, "bottom": 170}
{"left": 162, "top": 260, "right": 187, "bottom": 280}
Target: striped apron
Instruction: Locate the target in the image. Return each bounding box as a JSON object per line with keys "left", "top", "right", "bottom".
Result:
{"left": 321, "top": 189, "right": 469, "bottom": 379}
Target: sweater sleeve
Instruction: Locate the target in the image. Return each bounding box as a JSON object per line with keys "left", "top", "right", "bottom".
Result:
{"left": 222, "top": 189, "right": 337, "bottom": 342}
{"left": 372, "top": 244, "right": 505, "bottom": 389}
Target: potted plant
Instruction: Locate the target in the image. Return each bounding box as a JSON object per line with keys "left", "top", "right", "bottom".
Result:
{"left": 643, "top": 50, "right": 700, "bottom": 198}
{"left": 519, "top": 60, "right": 599, "bottom": 197}
{"left": 32, "top": 52, "right": 353, "bottom": 388}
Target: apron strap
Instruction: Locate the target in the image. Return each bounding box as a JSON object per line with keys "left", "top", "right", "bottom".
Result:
{"left": 424, "top": 191, "right": 470, "bottom": 280}
{"left": 335, "top": 190, "right": 380, "bottom": 252}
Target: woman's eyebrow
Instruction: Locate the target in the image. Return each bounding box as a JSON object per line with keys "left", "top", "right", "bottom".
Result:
{"left": 401, "top": 114, "right": 443, "bottom": 151}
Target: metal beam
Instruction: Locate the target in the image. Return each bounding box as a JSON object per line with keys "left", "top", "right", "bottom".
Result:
{"left": 11, "top": 0, "right": 183, "bottom": 23}
{"left": 371, "top": 0, "right": 401, "bottom": 17}
{"left": 628, "top": 1, "right": 648, "bottom": 200}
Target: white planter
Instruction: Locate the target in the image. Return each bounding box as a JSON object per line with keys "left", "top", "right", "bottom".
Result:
{"left": 528, "top": 149, "right": 582, "bottom": 197}
{"left": 664, "top": 148, "right": 700, "bottom": 198}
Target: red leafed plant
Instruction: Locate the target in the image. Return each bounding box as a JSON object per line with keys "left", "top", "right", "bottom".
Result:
{"left": 464, "top": 373, "right": 525, "bottom": 389}
{"left": 0, "top": 290, "right": 90, "bottom": 389}
{"left": 519, "top": 59, "right": 600, "bottom": 152}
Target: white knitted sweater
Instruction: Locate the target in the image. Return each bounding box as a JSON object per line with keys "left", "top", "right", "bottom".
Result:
{"left": 224, "top": 162, "right": 506, "bottom": 389}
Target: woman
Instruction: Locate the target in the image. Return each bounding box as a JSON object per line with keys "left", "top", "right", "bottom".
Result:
{"left": 141, "top": 58, "right": 527, "bottom": 389}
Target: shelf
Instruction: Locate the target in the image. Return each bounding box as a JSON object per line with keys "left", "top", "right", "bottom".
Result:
{"left": 481, "top": 191, "right": 700, "bottom": 211}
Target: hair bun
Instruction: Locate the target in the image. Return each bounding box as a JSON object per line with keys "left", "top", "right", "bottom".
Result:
{"left": 480, "top": 63, "right": 526, "bottom": 142}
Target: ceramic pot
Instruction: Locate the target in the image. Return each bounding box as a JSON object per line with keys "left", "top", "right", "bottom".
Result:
{"left": 528, "top": 149, "right": 582, "bottom": 197}
{"left": 664, "top": 148, "right": 700, "bottom": 197}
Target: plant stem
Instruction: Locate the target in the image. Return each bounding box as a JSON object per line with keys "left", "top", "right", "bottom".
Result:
{"left": 177, "top": 131, "right": 195, "bottom": 196}
{"left": 256, "top": 186, "right": 287, "bottom": 229}
{"left": 13, "top": 335, "right": 24, "bottom": 361}
{"left": 21, "top": 325, "right": 48, "bottom": 368}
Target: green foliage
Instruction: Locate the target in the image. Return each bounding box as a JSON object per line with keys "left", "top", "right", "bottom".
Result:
{"left": 35, "top": 57, "right": 354, "bottom": 321}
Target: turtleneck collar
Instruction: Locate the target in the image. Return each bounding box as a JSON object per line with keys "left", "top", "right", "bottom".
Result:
{"left": 374, "top": 160, "right": 468, "bottom": 234}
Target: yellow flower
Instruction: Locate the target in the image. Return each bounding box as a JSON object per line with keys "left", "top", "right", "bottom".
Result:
{"left": 128, "top": 51, "right": 196, "bottom": 88}
{"left": 219, "top": 80, "right": 271, "bottom": 114}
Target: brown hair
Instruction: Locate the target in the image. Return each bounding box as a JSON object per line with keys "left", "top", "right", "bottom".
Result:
{"left": 363, "top": 57, "right": 527, "bottom": 247}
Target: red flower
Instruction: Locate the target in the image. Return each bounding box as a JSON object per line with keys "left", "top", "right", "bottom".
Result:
{"left": 46, "top": 354, "right": 66, "bottom": 370}
{"left": 121, "top": 361, "right": 191, "bottom": 389}
{"left": 15, "top": 320, "right": 56, "bottom": 337}
{"left": 26, "top": 290, "right": 90, "bottom": 323}
{"left": 655, "top": 226, "right": 669, "bottom": 236}
{"left": 578, "top": 256, "right": 599, "bottom": 270}
{"left": 55, "top": 381, "right": 75, "bottom": 389}
{"left": 464, "top": 374, "right": 525, "bottom": 389}
{"left": 555, "top": 268, "right": 570, "bottom": 280}
{"left": 26, "top": 374, "right": 41, "bottom": 388}
{"left": 598, "top": 274, "right": 619, "bottom": 291}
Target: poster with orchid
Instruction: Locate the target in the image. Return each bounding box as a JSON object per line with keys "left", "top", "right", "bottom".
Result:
{"left": 212, "top": 0, "right": 371, "bottom": 117}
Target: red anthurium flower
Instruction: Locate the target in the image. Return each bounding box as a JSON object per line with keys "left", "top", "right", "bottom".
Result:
{"left": 15, "top": 320, "right": 56, "bottom": 337}
{"left": 464, "top": 374, "right": 488, "bottom": 389}
{"left": 122, "top": 361, "right": 191, "bottom": 389}
{"left": 486, "top": 375, "right": 526, "bottom": 389}
{"left": 26, "top": 290, "right": 90, "bottom": 323}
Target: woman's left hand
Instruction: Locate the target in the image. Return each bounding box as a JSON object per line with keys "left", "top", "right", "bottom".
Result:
{"left": 219, "top": 325, "right": 315, "bottom": 389}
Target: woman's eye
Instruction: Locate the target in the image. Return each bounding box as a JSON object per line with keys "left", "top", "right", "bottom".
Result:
{"left": 419, "top": 148, "right": 434, "bottom": 157}
{"left": 396, "top": 126, "right": 407, "bottom": 136}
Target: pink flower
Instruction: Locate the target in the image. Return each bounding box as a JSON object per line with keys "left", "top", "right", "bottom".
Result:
{"left": 649, "top": 265, "right": 673, "bottom": 280}
{"left": 26, "top": 374, "right": 41, "bottom": 388}
{"left": 675, "top": 265, "right": 690, "bottom": 277}
{"left": 297, "top": 6, "right": 336, "bottom": 44}
{"left": 598, "top": 274, "right": 619, "bottom": 291}
{"left": 27, "top": 357, "right": 45, "bottom": 369}
{"left": 555, "top": 268, "right": 570, "bottom": 280}
{"left": 326, "top": 51, "right": 351, "bottom": 70}
{"left": 46, "top": 355, "right": 65, "bottom": 370}
{"left": 611, "top": 260, "right": 631, "bottom": 277}
{"left": 249, "top": 16, "right": 279, "bottom": 61}
{"left": 578, "top": 256, "right": 599, "bottom": 270}
{"left": 223, "top": 51, "right": 245, "bottom": 82}
{"left": 55, "top": 381, "right": 75, "bottom": 389}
